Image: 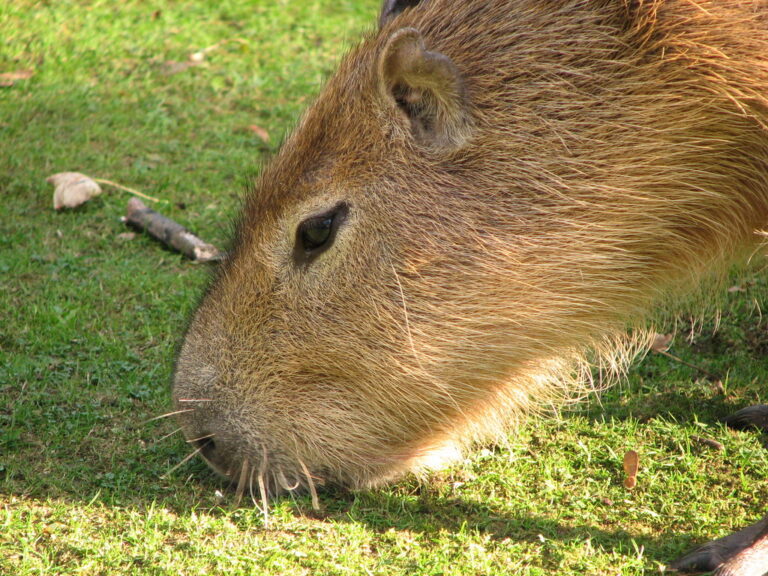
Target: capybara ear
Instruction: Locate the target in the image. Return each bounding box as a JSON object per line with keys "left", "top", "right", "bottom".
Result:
{"left": 378, "top": 0, "right": 423, "bottom": 28}
{"left": 378, "top": 27, "right": 472, "bottom": 151}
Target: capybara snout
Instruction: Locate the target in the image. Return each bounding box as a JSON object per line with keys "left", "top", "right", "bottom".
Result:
{"left": 173, "top": 0, "right": 768, "bottom": 497}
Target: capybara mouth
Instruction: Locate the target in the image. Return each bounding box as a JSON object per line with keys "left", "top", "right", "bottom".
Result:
{"left": 174, "top": 405, "right": 324, "bottom": 507}
{"left": 193, "top": 436, "right": 323, "bottom": 511}
{"left": 171, "top": 381, "right": 463, "bottom": 508}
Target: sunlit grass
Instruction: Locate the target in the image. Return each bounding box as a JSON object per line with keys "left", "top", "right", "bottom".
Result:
{"left": 1, "top": 1, "right": 766, "bottom": 574}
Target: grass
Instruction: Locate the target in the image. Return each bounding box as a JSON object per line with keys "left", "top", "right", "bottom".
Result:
{"left": 1, "top": 1, "right": 767, "bottom": 574}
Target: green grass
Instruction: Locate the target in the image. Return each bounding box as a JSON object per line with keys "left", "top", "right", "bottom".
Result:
{"left": 1, "top": 1, "right": 767, "bottom": 574}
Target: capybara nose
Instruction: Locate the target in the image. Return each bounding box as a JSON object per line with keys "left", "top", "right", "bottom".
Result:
{"left": 188, "top": 432, "right": 237, "bottom": 477}
{"left": 190, "top": 434, "right": 216, "bottom": 460}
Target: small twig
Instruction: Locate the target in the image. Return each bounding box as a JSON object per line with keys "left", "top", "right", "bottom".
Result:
{"left": 691, "top": 435, "right": 725, "bottom": 451}
{"left": 124, "top": 197, "right": 223, "bottom": 262}
{"left": 194, "top": 37, "right": 250, "bottom": 57}
{"left": 655, "top": 349, "right": 720, "bottom": 381}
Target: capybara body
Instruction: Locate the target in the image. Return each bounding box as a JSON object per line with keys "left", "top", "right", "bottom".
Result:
{"left": 173, "top": 0, "right": 768, "bottom": 495}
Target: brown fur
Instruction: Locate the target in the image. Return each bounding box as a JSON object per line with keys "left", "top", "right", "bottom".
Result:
{"left": 173, "top": 0, "right": 768, "bottom": 494}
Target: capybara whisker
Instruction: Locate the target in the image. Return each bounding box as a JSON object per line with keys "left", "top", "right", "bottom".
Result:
{"left": 161, "top": 444, "right": 205, "bottom": 479}
{"left": 299, "top": 459, "right": 320, "bottom": 511}
{"left": 185, "top": 433, "right": 216, "bottom": 444}
{"left": 248, "top": 466, "right": 259, "bottom": 509}
{"left": 277, "top": 468, "right": 300, "bottom": 492}
{"left": 156, "top": 426, "right": 184, "bottom": 445}
{"left": 233, "top": 457, "right": 249, "bottom": 508}
{"left": 391, "top": 264, "right": 424, "bottom": 372}
{"left": 144, "top": 409, "right": 195, "bottom": 425}
{"left": 176, "top": 398, "right": 212, "bottom": 403}
{"left": 257, "top": 473, "right": 270, "bottom": 527}
{"left": 257, "top": 446, "right": 270, "bottom": 526}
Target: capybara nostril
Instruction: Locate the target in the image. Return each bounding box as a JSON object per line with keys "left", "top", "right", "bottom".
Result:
{"left": 191, "top": 436, "right": 215, "bottom": 458}
{"left": 196, "top": 437, "right": 225, "bottom": 471}
{"left": 190, "top": 433, "right": 239, "bottom": 477}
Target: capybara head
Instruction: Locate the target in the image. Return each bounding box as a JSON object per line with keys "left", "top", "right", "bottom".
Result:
{"left": 173, "top": 0, "right": 768, "bottom": 495}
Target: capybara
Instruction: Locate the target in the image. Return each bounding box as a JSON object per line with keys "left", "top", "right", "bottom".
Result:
{"left": 172, "top": 0, "right": 768, "bottom": 571}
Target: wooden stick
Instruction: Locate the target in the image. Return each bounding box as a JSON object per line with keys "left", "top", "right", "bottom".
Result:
{"left": 124, "top": 197, "right": 223, "bottom": 262}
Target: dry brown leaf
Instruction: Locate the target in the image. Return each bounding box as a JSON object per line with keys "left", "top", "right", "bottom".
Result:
{"left": 0, "top": 69, "right": 33, "bottom": 87}
{"left": 623, "top": 449, "right": 639, "bottom": 490}
{"left": 247, "top": 125, "right": 270, "bottom": 143}
{"left": 47, "top": 172, "right": 102, "bottom": 210}
{"left": 650, "top": 332, "right": 673, "bottom": 353}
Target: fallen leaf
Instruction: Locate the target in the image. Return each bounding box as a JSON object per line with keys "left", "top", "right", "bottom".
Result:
{"left": 650, "top": 333, "right": 673, "bottom": 353}
{"left": 47, "top": 172, "right": 103, "bottom": 210}
{"left": 247, "top": 124, "right": 270, "bottom": 143}
{"left": 0, "top": 69, "right": 34, "bottom": 87}
{"left": 623, "top": 449, "right": 639, "bottom": 490}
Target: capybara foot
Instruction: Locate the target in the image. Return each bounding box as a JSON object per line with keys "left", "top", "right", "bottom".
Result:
{"left": 670, "top": 514, "right": 768, "bottom": 576}
{"left": 724, "top": 405, "right": 768, "bottom": 434}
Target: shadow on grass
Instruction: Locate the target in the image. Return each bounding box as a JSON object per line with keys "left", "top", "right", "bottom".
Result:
{"left": 1, "top": 351, "right": 756, "bottom": 570}
{"left": 1, "top": 403, "right": 752, "bottom": 574}
{"left": 3, "top": 315, "right": 764, "bottom": 572}
{"left": 273, "top": 484, "right": 705, "bottom": 570}
{"left": 573, "top": 341, "right": 766, "bottom": 427}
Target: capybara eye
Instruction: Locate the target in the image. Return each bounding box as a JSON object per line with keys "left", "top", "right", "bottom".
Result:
{"left": 302, "top": 216, "right": 333, "bottom": 250}
{"left": 294, "top": 202, "right": 349, "bottom": 265}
